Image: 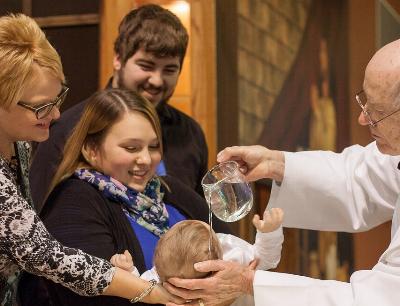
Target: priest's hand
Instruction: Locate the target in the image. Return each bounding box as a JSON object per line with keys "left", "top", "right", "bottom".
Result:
{"left": 217, "top": 145, "right": 285, "bottom": 183}
{"left": 164, "top": 260, "right": 256, "bottom": 306}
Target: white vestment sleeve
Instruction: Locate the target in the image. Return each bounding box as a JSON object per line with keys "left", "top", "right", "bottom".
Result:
{"left": 253, "top": 220, "right": 400, "bottom": 306}
{"left": 269, "top": 142, "right": 400, "bottom": 232}
{"left": 253, "top": 271, "right": 353, "bottom": 306}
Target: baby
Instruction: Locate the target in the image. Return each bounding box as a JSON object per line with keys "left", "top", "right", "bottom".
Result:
{"left": 111, "top": 208, "right": 284, "bottom": 306}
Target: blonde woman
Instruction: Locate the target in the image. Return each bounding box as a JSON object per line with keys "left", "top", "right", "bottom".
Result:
{"left": 0, "top": 14, "right": 184, "bottom": 306}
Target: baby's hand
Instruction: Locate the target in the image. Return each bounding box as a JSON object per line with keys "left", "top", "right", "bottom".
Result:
{"left": 252, "top": 208, "right": 284, "bottom": 233}
{"left": 110, "top": 250, "right": 134, "bottom": 273}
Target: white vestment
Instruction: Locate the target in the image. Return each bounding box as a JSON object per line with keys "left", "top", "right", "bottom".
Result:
{"left": 254, "top": 142, "right": 400, "bottom": 305}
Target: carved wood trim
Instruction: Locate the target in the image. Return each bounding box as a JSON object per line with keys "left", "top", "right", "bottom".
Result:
{"left": 35, "top": 14, "right": 99, "bottom": 28}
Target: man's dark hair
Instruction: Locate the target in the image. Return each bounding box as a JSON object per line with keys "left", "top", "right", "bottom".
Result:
{"left": 114, "top": 4, "right": 189, "bottom": 67}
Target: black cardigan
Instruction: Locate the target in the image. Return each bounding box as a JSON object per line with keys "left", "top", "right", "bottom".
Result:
{"left": 19, "top": 175, "right": 232, "bottom": 306}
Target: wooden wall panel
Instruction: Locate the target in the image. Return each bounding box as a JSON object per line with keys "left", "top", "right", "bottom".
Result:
{"left": 162, "top": 1, "right": 192, "bottom": 117}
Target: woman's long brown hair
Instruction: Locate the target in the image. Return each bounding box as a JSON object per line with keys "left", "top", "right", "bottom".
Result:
{"left": 44, "top": 88, "right": 163, "bottom": 205}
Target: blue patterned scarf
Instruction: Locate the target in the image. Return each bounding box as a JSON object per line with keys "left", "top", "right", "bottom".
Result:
{"left": 74, "top": 168, "right": 169, "bottom": 237}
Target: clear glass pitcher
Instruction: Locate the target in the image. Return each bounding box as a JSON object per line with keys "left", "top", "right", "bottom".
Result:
{"left": 201, "top": 161, "right": 253, "bottom": 222}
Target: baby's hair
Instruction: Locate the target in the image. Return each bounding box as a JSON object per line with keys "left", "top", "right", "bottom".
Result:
{"left": 154, "top": 220, "right": 222, "bottom": 282}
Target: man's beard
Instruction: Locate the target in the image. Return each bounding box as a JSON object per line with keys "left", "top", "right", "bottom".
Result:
{"left": 116, "top": 67, "right": 173, "bottom": 108}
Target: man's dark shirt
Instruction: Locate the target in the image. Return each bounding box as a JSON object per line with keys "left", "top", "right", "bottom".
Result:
{"left": 29, "top": 85, "right": 208, "bottom": 211}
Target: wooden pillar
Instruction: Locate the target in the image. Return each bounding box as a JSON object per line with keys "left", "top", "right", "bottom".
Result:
{"left": 99, "top": 0, "right": 136, "bottom": 89}
{"left": 215, "top": 0, "right": 238, "bottom": 152}
{"left": 190, "top": 0, "right": 217, "bottom": 167}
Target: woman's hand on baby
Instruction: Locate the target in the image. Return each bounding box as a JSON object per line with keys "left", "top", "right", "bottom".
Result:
{"left": 110, "top": 250, "right": 135, "bottom": 273}
{"left": 252, "top": 207, "right": 284, "bottom": 233}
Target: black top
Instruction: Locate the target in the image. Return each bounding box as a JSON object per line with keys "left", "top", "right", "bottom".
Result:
{"left": 29, "top": 82, "right": 208, "bottom": 211}
{"left": 20, "top": 175, "right": 232, "bottom": 306}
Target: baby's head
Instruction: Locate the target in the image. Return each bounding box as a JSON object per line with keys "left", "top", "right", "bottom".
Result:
{"left": 154, "top": 220, "right": 222, "bottom": 282}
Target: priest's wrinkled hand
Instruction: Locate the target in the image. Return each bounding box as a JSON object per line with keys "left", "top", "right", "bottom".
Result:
{"left": 217, "top": 145, "right": 285, "bottom": 183}
{"left": 163, "top": 259, "right": 256, "bottom": 306}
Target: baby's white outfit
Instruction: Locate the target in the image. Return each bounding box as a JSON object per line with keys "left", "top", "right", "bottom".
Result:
{"left": 138, "top": 226, "right": 284, "bottom": 306}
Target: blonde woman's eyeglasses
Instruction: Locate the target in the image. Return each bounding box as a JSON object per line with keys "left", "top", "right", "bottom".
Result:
{"left": 17, "top": 85, "right": 69, "bottom": 119}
